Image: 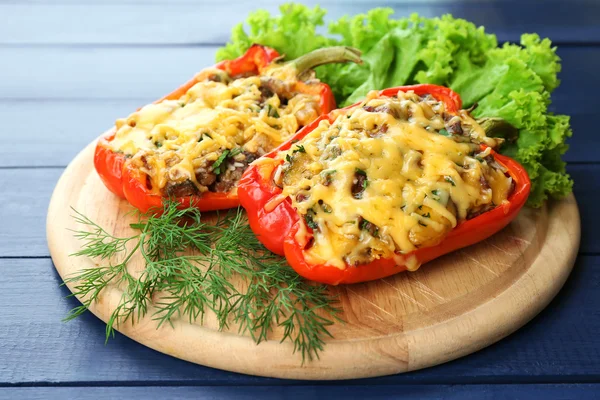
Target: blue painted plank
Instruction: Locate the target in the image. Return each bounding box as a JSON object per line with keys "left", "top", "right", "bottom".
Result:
{"left": 1, "top": 384, "right": 600, "bottom": 400}
{"left": 0, "top": 46, "right": 594, "bottom": 107}
{"left": 0, "top": 99, "right": 142, "bottom": 167}
{"left": 0, "top": 255, "right": 597, "bottom": 385}
{"left": 567, "top": 165, "right": 598, "bottom": 254}
{"left": 0, "top": 165, "right": 593, "bottom": 257}
{"left": 1, "top": 0, "right": 599, "bottom": 45}
{"left": 0, "top": 45, "right": 596, "bottom": 167}
{"left": 0, "top": 168, "right": 62, "bottom": 257}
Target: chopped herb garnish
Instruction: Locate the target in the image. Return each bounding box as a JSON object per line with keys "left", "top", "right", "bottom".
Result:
{"left": 285, "top": 154, "right": 293, "bottom": 163}
{"left": 359, "top": 218, "right": 379, "bottom": 237}
{"left": 320, "top": 202, "right": 332, "bottom": 214}
{"left": 445, "top": 176, "right": 456, "bottom": 186}
{"left": 358, "top": 218, "right": 369, "bottom": 229}
{"left": 230, "top": 147, "right": 243, "bottom": 157}
{"left": 438, "top": 128, "right": 451, "bottom": 137}
{"left": 356, "top": 168, "right": 369, "bottom": 189}
{"left": 304, "top": 209, "right": 319, "bottom": 230}
{"left": 327, "top": 145, "right": 342, "bottom": 160}
{"left": 212, "top": 150, "right": 230, "bottom": 175}
{"left": 320, "top": 169, "right": 336, "bottom": 186}
{"left": 266, "top": 104, "right": 280, "bottom": 118}
{"left": 293, "top": 145, "right": 306, "bottom": 154}
{"left": 154, "top": 141, "right": 162, "bottom": 148}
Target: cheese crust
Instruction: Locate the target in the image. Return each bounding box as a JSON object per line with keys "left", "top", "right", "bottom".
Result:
{"left": 275, "top": 90, "right": 512, "bottom": 269}
{"left": 107, "top": 65, "right": 320, "bottom": 196}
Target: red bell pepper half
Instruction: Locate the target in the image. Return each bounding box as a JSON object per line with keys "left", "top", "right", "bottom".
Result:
{"left": 238, "top": 84, "right": 531, "bottom": 285}
{"left": 94, "top": 45, "right": 361, "bottom": 213}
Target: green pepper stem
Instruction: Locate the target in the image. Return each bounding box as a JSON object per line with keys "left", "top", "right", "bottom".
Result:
{"left": 291, "top": 46, "right": 362, "bottom": 76}
{"left": 477, "top": 117, "right": 519, "bottom": 143}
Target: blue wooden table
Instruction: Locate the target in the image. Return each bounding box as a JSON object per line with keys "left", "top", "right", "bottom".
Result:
{"left": 1, "top": 1, "right": 599, "bottom": 398}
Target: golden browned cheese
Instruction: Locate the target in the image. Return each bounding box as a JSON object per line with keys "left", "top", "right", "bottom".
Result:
{"left": 107, "top": 65, "right": 320, "bottom": 194}
{"left": 275, "top": 90, "right": 511, "bottom": 269}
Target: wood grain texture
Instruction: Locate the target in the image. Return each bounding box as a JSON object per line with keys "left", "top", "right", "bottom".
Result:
{"left": 2, "top": 0, "right": 600, "bottom": 45}
{"left": 46, "top": 142, "right": 579, "bottom": 380}
{"left": 1, "top": 256, "right": 599, "bottom": 385}
{"left": 2, "top": 384, "right": 600, "bottom": 400}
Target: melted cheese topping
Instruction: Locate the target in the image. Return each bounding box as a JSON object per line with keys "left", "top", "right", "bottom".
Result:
{"left": 108, "top": 66, "right": 320, "bottom": 194}
{"left": 276, "top": 90, "right": 512, "bottom": 269}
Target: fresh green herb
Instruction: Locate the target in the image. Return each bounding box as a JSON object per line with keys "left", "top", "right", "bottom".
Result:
{"left": 438, "top": 128, "right": 451, "bottom": 137}
{"left": 320, "top": 169, "right": 336, "bottom": 186}
{"left": 154, "top": 141, "right": 163, "bottom": 148}
{"left": 359, "top": 218, "right": 379, "bottom": 237}
{"left": 431, "top": 189, "right": 441, "bottom": 201}
{"left": 285, "top": 154, "right": 293, "bottom": 163}
{"left": 212, "top": 150, "right": 230, "bottom": 175}
{"left": 445, "top": 176, "right": 456, "bottom": 186}
{"left": 230, "top": 147, "right": 243, "bottom": 157}
{"left": 65, "top": 203, "right": 341, "bottom": 363}
{"left": 326, "top": 145, "right": 342, "bottom": 160}
{"left": 266, "top": 104, "right": 280, "bottom": 118}
{"left": 304, "top": 209, "right": 319, "bottom": 230}
{"left": 293, "top": 145, "right": 306, "bottom": 154}
{"left": 355, "top": 168, "right": 369, "bottom": 190}
{"left": 320, "top": 202, "right": 332, "bottom": 213}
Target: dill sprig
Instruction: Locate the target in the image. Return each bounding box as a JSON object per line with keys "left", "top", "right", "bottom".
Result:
{"left": 63, "top": 202, "right": 341, "bottom": 363}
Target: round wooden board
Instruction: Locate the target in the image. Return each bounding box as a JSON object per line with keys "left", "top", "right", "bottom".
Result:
{"left": 47, "top": 140, "right": 580, "bottom": 380}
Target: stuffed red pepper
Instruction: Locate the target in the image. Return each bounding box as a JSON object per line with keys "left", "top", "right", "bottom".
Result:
{"left": 94, "top": 45, "right": 361, "bottom": 212}
{"left": 238, "top": 85, "right": 531, "bottom": 285}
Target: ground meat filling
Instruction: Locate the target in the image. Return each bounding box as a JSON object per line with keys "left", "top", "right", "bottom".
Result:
{"left": 165, "top": 180, "right": 200, "bottom": 198}
{"left": 275, "top": 91, "right": 513, "bottom": 267}
{"left": 132, "top": 69, "right": 322, "bottom": 198}
{"left": 210, "top": 151, "right": 258, "bottom": 193}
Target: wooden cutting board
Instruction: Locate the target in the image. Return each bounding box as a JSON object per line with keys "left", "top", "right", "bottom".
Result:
{"left": 47, "top": 140, "right": 580, "bottom": 380}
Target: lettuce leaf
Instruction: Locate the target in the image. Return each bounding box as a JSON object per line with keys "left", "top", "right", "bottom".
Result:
{"left": 217, "top": 4, "right": 573, "bottom": 207}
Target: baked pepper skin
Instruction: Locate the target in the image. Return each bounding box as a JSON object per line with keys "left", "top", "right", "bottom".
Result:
{"left": 94, "top": 45, "right": 340, "bottom": 213}
{"left": 238, "top": 84, "right": 531, "bottom": 285}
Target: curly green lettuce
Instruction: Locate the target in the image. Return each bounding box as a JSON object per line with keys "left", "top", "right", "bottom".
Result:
{"left": 217, "top": 4, "right": 573, "bottom": 207}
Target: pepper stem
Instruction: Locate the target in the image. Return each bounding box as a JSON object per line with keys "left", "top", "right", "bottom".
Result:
{"left": 477, "top": 117, "right": 520, "bottom": 143}
{"left": 290, "top": 46, "right": 362, "bottom": 76}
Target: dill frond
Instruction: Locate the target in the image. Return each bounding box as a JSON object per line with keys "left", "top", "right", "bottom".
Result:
{"left": 64, "top": 201, "right": 341, "bottom": 363}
